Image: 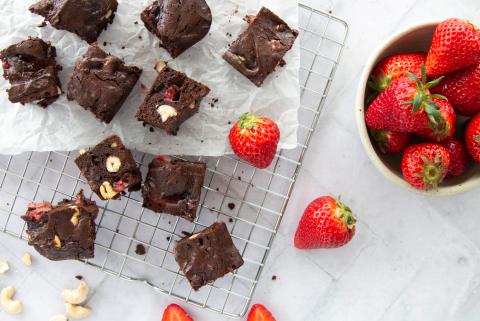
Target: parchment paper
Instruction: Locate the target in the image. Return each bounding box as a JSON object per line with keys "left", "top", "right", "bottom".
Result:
{"left": 0, "top": 0, "right": 300, "bottom": 156}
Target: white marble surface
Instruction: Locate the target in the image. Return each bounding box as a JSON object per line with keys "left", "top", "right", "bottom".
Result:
{"left": 2, "top": 0, "right": 480, "bottom": 320}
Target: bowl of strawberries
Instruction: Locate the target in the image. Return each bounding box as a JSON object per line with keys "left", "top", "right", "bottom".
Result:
{"left": 357, "top": 19, "right": 480, "bottom": 195}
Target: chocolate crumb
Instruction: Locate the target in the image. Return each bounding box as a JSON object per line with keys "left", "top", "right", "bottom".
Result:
{"left": 138, "top": 36, "right": 143, "bottom": 40}
{"left": 166, "top": 236, "right": 171, "bottom": 241}
{"left": 227, "top": 203, "right": 235, "bottom": 210}
{"left": 328, "top": 10, "right": 332, "bottom": 14}
{"left": 134, "top": 21, "right": 138, "bottom": 25}
{"left": 238, "top": 176, "right": 241, "bottom": 180}
{"left": 272, "top": 275, "right": 277, "bottom": 281}
{"left": 75, "top": 275, "right": 83, "bottom": 280}
{"left": 140, "top": 83, "right": 147, "bottom": 90}
{"left": 200, "top": 140, "right": 204, "bottom": 143}
{"left": 37, "top": 21, "right": 47, "bottom": 27}
{"left": 149, "top": 127, "right": 154, "bottom": 133}
{"left": 229, "top": 218, "right": 234, "bottom": 223}
{"left": 228, "top": 121, "right": 232, "bottom": 125}
{"left": 182, "top": 231, "right": 193, "bottom": 237}
{"left": 103, "top": 41, "right": 107, "bottom": 46}
{"left": 135, "top": 244, "right": 146, "bottom": 255}
{"left": 168, "top": 221, "right": 171, "bottom": 225}
{"left": 142, "top": 121, "right": 147, "bottom": 127}
{"left": 148, "top": 142, "right": 152, "bottom": 145}
{"left": 215, "top": 187, "right": 219, "bottom": 191}
{"left": 121, "top": 46, "right": 126, "bottom": 50}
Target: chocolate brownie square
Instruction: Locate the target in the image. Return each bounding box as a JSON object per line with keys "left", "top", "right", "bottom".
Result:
{"left": 0, "top": 38, "right": 62, "bottom": 107}
{"left": 141, "top": 0, "right": 212, "bottom": 58}
{"left": 67, "top": 45, "right": 142, "bottom": 123}
{"left": 75, "top": 135, "right": 142, "bottom": 200}
{"left": 223, "top": 7, "right": 299, "bottom": 87}
{"left": 29, "top": 0, "right": 118, "bottom": 43}
{"left": 22, "top": 190, "right": 98, "bottom": 261}
{"left": 142, "top": 156, "right": 206, "bottom": 221}
{"left": 174, "top": 221, "right": 244, "bottom": 290}
{"left": 136, "top": 64, "right": 210, "bottom": 135}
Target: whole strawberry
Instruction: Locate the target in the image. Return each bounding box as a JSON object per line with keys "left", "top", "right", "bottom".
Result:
{"left": 431, "top": 63, "right": 480, "bottom": 116}
{"left": 162, "top": 304, "right": 193, "bottom": 321}
{"left": 369, "top": 52, "right": 426, "bottom": 93}
{"left": 365, "top": 65, "right": 447, "bottom": 133}
{"left": 229, "top": 113, "right": 280, "bottom": 169}
{"left": 247, "top": 304, "right": 276, "bottom": 321}
{"left": 294, "top": 196, "right": 356, "bottom": 249}
{"left": 443, "top": 138, "right": 470, "bottom": 177}
{"left": 401, "top": 143, "right": 450, "bottom": 190}
{"left": 370, "top": 129, "right": 411, "bottom": 154}
{"left": 425, "top": 18, "right": 480, "bottom": 77}
{"left": 465, "top": 114, "right": 480, "bottom": 163}
{"left": 416, "top": 98, "right": 456, "bottom": 143}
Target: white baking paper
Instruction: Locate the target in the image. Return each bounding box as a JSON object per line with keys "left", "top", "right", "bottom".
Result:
{"left": 0, "top": 0, "right": 299, "bottom": 156}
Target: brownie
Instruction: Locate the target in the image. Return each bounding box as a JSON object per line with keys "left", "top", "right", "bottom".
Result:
{"left": 141, "top": 0, "right": 212, "bottom": 58}
{"left": 136, "top": 65, "right": 210, "bottom": 135}
{"left": 21, "top": 190, "right": 98, "bottom": 261}
{"left": 223, "top": 7, "right": 299, "bottom": 87}
{"left": 0, "top": 38, "right": 62, "bottom": 107}
{"left": 67, "top": 45, "right": 142, "bottom": 123}
{"left": 75, "top": 135, "right": 142, "bottom": 200}
{"left": 174, "top": 221, "right": 244, "bottom": 290}
{"left": 142, "top": 156, "right": 206, "bottom": 221}
{"left": 29, "top": 0, "right": 118, "bottom": 43}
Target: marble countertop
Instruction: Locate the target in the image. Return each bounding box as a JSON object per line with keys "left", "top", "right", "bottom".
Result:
{"left": 2, "top": 0, "right": 480, "bottom": 320}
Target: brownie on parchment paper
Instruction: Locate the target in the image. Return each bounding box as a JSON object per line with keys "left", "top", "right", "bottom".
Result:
{"left": 22, "top": 190, "right": 98, "bottom": 261}
{"left": 174, "top": 221, "right": 244, "bottom": 290}
{"left": 223, "top": 7, "right": 299, "bottom": 87}
{"left": 75, "top": 135, "right": 142, "bottom": 201}
{"left": 29, "top": 0, "right": 118, "bottom": 43}
{"left": 136, "top": 64, "right": 210, "bottom": 135}
{"left": 142, "top": 156, "right": 206, "bottom": 222}
{"left": 0, "top": 38, "right": 62, "bottom": 107}
{"left": 141, "top": 0, "right": 212, "bottom": 58}
{"left": 67, "top": 44, "right": 142, "bottom": 123}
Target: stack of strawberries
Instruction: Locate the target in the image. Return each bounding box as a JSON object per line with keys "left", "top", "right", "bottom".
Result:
{"left": 365, "top": 18, "right": 480, "bottom": 190}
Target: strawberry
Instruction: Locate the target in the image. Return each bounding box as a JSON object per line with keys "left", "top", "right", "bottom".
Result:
{"left": 369, "top": 52, "right": 426, "bottom": 93}
{"left": 431, "top": 63, "right": 480, "bottom": 116}
{"left": 247, "top": 304, "right": 276, "bottom": 321}
{"left": 370, "top": 129, "right": 411, "bottom": 154}
{"left": 465, "top": 114, "right": 480, "bottom": 163}
{"left": 161, "top": 304, "right": 193, "bottom": 321}
{"left": 443, "top": 138, "right": 470, "bottom": 177}
{"left": 229, "top": 113, "right": 280, "bottom": 169}
{"left": 416, "top": 98, "right": 456, "bottom": 143}
{"left": 401, "top": 143, "right": 450, "bottom": 190}
{"left": 425, "top": 18, "right": 480, "bottom": 77}
{"left": 294, "top": 196, "right": 356, "bottom": 249}
{"left": 365, "top": 65, "right": 447, "bottom": 133}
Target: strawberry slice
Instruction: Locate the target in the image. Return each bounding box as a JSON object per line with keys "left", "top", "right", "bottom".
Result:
{"left": 247, "top": 304, "right": 276, "bottom": 321}
{"left": 161, "top": 304, "right": 193, "bottom": 321}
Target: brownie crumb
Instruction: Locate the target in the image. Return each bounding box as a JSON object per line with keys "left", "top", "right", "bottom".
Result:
{"left": 168, "top": 221, "right": 172, "bottom": 225}
{"left": 166, "top": 236, "right": 171, "bottom": 241}
{"left": 227, "top": 203, "right": 235, "bottom": 210}
{"left": 75, "top": 275, "right": 83, "bottom": 280}
{"left": 328, "top": 10, "right": 333, "bottom": 14}
{"left": 142, "top": 121, "right": 147, "bottom": 127}
{"left": 149, "top": 127, "right": 154, "bottom": 132}
{"left": 116, "top": 228, "right": 119, "bottom": 233}
{"left": 138, "top": 36, "right": 143, "bottom": 40}
{"left": 238, "top": 176, "right": 241, "bottom": 180}
{"left": 272, "top": 275, "right": 277, "bottom": 281}
{"left": 227, "top": 121, "right": 232, "bottom": 125}
{"left": 200, "top": 140, "right": 204, "bottom": 143}
{"left": 121, "top": 46, "right": 126, "bottom": 50}
{"left": 182, "top": 231, "right": 193, "bottom": 237}
{"left": 134, "top": 21, "right": 138, "bottom": 25}
{"left": 140, "top": 83, "right": 146, "bottom": 90}
{"left": 38, "top": 21, "right": 47, "bottom": 27}
{"left": 226, "top": 32, "right": 232, "bottom": 37}
{"left": 215, "top": 187, "right": 219, "bottom": 192}
{"left": 228, "top": 218, "right": 234, "bottom": 223}
{"left": 103, "top": 41, "right": 107, "bottom": 46}
{"left": 135, "top": 244, "right": 146, "bottom": 255}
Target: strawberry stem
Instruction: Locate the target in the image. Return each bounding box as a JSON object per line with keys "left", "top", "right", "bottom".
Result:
{"left": 475, "top": 135, "right": 480, "bottom": 142}
{"left": 417, "top": 155, "right": 445, "bottom": 190}
{"left": 334, "top": 199, "right": 356, "bottom": 229}
{"left": 238, "top": 113, "right": 262, "bottom": 129}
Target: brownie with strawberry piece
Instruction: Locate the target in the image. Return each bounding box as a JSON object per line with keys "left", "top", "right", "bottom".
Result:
{"left": 223, "top": 7, "right": 298, "bottom": 87}
{"left": 0, "top": 38, "right": 62, "bottom": 107}
{"left": 136, "top": 65, "right": 210, "bottom": 135}
{"left": 142, "top": 156, "right": 206, "bottom": 221}
{"left": 75, "top": 135, "right": 142, "bottom": 200}
{"left": 21, "top": 190, "right": 98, "bottom": 261}
{"left": 174, "top": 221, "right": 244, "bottom": 290}
{"left": 141, "top": 0, "right": 212, "bottom": 59}
{"left": 67, "top": 45, "right": 142, "bottom": 123}
{"left": 29, "top": 0, "right": 118, "bottom": 44}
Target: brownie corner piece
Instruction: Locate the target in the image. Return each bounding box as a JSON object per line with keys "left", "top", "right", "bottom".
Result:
{"left": 174, "top": 221, "right": 244, "bottom": 290}
{"left": 223, "top": 6, "right": 299, "bottom": 87}
{"left": 75, "top": 135, "right": 142, "bottom": 200}
{"left": 67, "top": 44, "right": 142, "bottom": 123}
{"left": 136, "top": 65, "right": 210, "bottom": 135}
{"left": 142, "top": 156, "right": 206, "bottom": 221}
{"left": 29, "top": 0, "right": 118, "bottom": 43}
{"left": 0, "top": 37, "right": 62, "bottom": 107}
{"left": 140, "top": 0, "right": 212, "bottom": 58}
{"left": 22, "top": 189, "right": 98, "bottom": 261}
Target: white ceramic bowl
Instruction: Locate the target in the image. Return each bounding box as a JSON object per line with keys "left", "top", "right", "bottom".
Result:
{"left": 356, "top": 21, "right": 480, "bottom": 196}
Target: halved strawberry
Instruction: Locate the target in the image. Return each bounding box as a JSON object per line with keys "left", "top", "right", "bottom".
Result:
{"left": 161, "top": 304, "right": 193, "bottom": 321}
{"left": 247, "top": 304, "right": 276, "bottom": 321}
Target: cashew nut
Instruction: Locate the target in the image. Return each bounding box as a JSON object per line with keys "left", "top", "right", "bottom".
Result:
{"left": 50, "top": 314, "right": 68, "bottom": 321}
{"left": 155, "top": 60, "right": 166, "bottom": 72}
{"left": 106, "top": 156, "right": 121, "bottom": 173}
{"left": 21, "top": 253, "right": 32, "bottom": 266}
{"left": 61, "top": 280, "right": 89, "bottom": 305}
{"left": 99, "top": 181, "right": 118, "bottom": 199}
{"left": 79, "top": 148, "right": 86, "bottom": 155}
{"left": 102, "top": 9, "right": 113, "bottom": 20}
{"left": 0, "top": 258, "right": 9, "bottom": 273}
{"left": 1, "top": 286, "right": 22, "bottom": 314}
{"left": 54, "top": 235, "right": 62, "bottom": 248}
{"left": 156, "top": 104, "right": 178, "bottom": 122}
{"left": 65, "top": 303, "right": 91, "bottom": 319}
{"left": 70, "top": 206, "right": 80, "bottom": 226}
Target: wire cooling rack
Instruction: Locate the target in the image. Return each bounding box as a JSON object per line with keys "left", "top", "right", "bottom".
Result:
{"left": 0, "top": 4, "right": 347, "bottom": 318}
